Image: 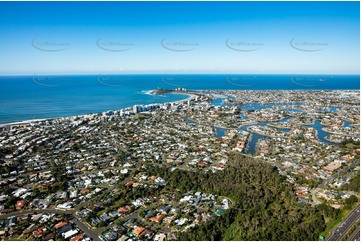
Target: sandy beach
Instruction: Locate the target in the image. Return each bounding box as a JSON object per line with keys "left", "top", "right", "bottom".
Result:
{"left": 0, "top": 91, "right": 199, "bottom": 128}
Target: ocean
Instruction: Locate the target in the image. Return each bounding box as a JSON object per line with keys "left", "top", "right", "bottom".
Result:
{"left": 0, "top": 74, "right": 359, "bottom": 124}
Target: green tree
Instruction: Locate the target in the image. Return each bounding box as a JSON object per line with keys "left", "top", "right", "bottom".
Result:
{"left": 345, "top": 195, "right": 358, "bottom": 205}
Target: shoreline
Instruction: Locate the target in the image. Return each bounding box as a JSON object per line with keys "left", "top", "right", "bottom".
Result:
{"left": 171, "top": 91, "right": 197, "bottom": 104}
{"left": 0, "top": 91, "right": 197, "bottom": 128}
{"left": 321, "top": 127, "right": 357, "bottom": 137}
{"left": 324, "top": 135, "right": 343, "bottom": 144}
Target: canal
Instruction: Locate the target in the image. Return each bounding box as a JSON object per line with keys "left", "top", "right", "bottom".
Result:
{"left": 184, "top": 98, "right": 342, "bottom": 154}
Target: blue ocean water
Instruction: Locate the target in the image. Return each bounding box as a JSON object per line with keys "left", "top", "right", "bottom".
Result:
{"left": 0, "top": 74, "right": 359, "bottom": 124}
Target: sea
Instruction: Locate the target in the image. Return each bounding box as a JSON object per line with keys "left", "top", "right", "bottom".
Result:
{"left": 0, "top": 74, "right": 359, "bottom": 124}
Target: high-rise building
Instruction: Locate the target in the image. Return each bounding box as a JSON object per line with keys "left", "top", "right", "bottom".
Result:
{"left": 133, "top": 105, "right": 140, "bottom": 113}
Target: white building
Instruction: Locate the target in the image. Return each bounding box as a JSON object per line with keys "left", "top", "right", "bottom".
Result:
{"left": 62, "top": 229, "right": 78, "bottom": 239}
{"left": 222, "top": 199, "right": 229, "bottom": 209}
{"left": 70, "top": 190, "right": 78, "bottom": 198}
{"left": 120, "top": 169, "right": 128, "bottom": 174}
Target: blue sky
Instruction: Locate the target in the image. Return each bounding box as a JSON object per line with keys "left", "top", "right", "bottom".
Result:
{"left": 0, "top": 1, "right": 359, "bottom": 75}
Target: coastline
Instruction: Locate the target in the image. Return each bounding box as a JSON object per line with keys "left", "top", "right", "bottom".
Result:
{"left": 171, "top": 91, "right": 197, "bottom": 104}
{"left": 0, "top": 91, "right": 197, "bottom": 128}
{"left": 0, "top": 118, "right": 49, "bottom": 128}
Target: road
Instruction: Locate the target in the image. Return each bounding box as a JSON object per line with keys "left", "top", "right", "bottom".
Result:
{"left": 319, "top": 159, "right": 359, "bottom": 189}
{"left": 311, "top": 159, "right": 359, "bottom": 206}
{"left": 327, "top": 204, "right": 360, "bottom": 241}
{"left": 0, "top": 209, "right": 72, "bottom": 219}
{"left": 310, "top": 188, "right": 323, "bottom": 206}
{"left": 70, "top": 216, "right": 100, "bottom": 241}
{"left": 347, "top": 226, "right": 360, "bottom": 241}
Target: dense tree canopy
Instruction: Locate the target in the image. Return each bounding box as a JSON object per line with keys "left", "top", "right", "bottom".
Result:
{"left": 146, "top": 152, "right": 326, "bottom": 240}
{"left": 341, "top": 171, "right": 360, "bottom": 192}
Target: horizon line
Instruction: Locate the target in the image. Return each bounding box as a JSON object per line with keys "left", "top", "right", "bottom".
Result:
{"left": 0, "top": 73, "right": 360, "bottom": 77}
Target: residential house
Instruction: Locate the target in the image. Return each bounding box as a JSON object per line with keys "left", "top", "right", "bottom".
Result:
{"left": 56, "top": 223, "right": 72, "bottom": 234}
{"left": 63, "top": 229, "right": 78, "bottom": 239}
{"left": 134, "top": 226, "right": 145, "bottom": 237}
{"left": 24, "top": 224, "right": 37, "bottom": 233}
{"left": 32, "top": 226, "right": 47, "bottom": 238}
{"left": 139, "top": 229, "right": 154, "bottom": 239}
{"left": 158, "top": 205, "right": 171, "bottom": 215}
{"left": 55, "top": 221, "right": 68, "bottom": 230}
{"left": 15, "top": 200, "right": 26, "bottom": 210}
{"left": 154, "top": 233, "right": 166, "bottom": 241}
{"left": 150, "top": 215, "right": 163, "bottom": 223}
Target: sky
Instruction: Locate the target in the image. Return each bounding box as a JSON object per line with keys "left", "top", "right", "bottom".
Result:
{"left": 0, "top": 1, "right": 359, "bottom": 75}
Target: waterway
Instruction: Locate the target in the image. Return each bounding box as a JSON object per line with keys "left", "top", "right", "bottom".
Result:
{"left": 343, "top": 120, "right": 351, "bottom": 128}
{"left": 184, "top": 99, "right": 340, "bottom": 154}
{"left": 318, "top": 106, "right": 339, "bottom": 112}
{"left": 183, "top": 116, "right": 228, "bottom": 138}
{"left": 284, "top": 108, "right": 305, "bottom": 113}
{"left": 239, "top": 103, "right": 303, "bottom": 111}
{"left": 306, "top": 120, "right": 338, "bottom": 145}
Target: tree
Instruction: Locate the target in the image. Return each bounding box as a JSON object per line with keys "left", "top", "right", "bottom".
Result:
{"left": 341, "top": 171, "right": 360, "bottom": 192}
{"left": 104, "top": 171, "right": 113, "bottom": 179}
{"left": 5, "top": 196, "right": 16, "bottom": 208}
{"left": 345, "top": 195, "right": 358, "bottom": 205}
{"left": 98, "top": 221, "right": 106, "bottom": 228}
{"left": 32, "top": 188, "right": 40, "bottom": 197}
{"left": 158, "top": 152, "right": 326, "bottom": 240}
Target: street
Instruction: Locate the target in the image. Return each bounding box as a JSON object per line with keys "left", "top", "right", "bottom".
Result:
{"left": 319, "top": 159, "right": 359, "bottom": 189}
{"left": 327, "top": 204, "right": 360, "bottom": 241}
{"left": 347, "top": 226, "right": 360, "bottom": 241}
{"left": 0, "top": 209, "right": 72, "bottom": 219}
{"left": 70, "top": 217, "right": 100, "bottom": 241}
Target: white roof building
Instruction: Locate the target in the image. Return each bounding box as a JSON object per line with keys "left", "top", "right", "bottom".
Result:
{"left": 62, "top": 229, "right": 78, "bottom": 239}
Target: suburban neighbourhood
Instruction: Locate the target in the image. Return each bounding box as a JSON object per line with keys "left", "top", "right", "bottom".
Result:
{"left": 0, "top": 90, "right": 359, "bottom": 241}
